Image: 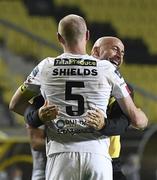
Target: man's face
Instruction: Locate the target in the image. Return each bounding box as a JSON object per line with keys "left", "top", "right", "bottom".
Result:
{"left": 98, "top": 39, "right": 124, "bottom": 67}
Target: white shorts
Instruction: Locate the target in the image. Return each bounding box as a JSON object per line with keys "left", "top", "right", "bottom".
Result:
{"left": 46, "top": 152, "right": 112, "bottom": 180}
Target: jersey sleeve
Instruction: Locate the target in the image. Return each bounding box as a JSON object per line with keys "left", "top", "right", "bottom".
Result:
{"left": 24, "top": 58, "right": 48, "bottom": 93}
{"left": 108, "top": 66, "right": 130, "bottom": 99}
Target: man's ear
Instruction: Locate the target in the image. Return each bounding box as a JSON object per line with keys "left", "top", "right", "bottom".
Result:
{"left": 91, "top": 46, "right": 99, "bottom": 57}
{"left": 57, "top": 32, "right": 65, "bottom": 44}
{"left": 86, "top": 30, "right": 90, "bottom": 41}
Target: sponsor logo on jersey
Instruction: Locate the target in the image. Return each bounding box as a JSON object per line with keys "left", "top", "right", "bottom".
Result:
{"left": 114, "top": 69, "right": 122, "bottom": 78}
{"left": 55, "top": 119, "right": 86, "bottom": 129}
{"left": 32, "top": 67, "right": 39, "bottom": 77}
{"left": 120, "top": 82, "right": 126, "bottom": 86}
{"left": 54, "top": 58, "right": 97, "bottom": 66}
{"left": 57, "top": 128, "right": 94, "bottom": 135}
{"left": 53, "top": 118, "right": 93, "bottom": 135}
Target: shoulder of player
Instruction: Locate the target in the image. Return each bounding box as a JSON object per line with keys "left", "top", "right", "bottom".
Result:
{"left": 42, "top": 57, "right": 56, "bottom": 63}
{"left": 97, "top": 60, "right": 116, "bottom": 71}
{"left": 38, "top": 57, "right": 56, "bottom": 67}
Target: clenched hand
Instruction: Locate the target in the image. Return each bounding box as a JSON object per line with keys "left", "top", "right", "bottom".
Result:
{"left": 38, "top": 100, "right": 59, "bottom": 122}
{"left": 84, "top": 109, "right": 105, "bottom": 130}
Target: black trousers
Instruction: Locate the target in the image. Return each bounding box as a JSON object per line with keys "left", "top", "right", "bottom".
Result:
{"left": 113, "top": 171, "right": 127, "bottom": 180}
{"left": 112, "top": 158, "right": 127, "bottom": 180}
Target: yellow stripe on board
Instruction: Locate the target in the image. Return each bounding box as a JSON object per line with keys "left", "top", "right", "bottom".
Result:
{"left": 0, "top": 155, "right": 32, "bottom": 171}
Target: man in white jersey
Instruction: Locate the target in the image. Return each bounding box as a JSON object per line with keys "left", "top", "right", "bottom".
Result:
{"left": 10, "top": 14, "right": 148, "bottom": 180}
{"left": 23, "top": 36, "right": 136, "bottom": 180}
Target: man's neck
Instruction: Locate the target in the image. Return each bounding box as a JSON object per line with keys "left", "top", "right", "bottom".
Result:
{"left": 63, "top": 44, "right": 86, "bottom": 55}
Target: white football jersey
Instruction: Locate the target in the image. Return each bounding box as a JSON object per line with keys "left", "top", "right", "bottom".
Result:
{"left": 25, "top": 53, "right": 129, "bottom": 158}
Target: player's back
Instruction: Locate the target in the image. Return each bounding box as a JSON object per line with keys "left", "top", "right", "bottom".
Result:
{"left": 40, "top": 53, "right": 114, "bottom": 119}
{"left": 36, "top": 53, "right": 128, "bottom": 157}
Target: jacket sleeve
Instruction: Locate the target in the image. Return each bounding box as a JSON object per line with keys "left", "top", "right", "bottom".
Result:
{"left": 24, "top": 95, "right": 44, "bottom": 127}
{"left": 99, "top": 113, "right": 130, "bottom": 136}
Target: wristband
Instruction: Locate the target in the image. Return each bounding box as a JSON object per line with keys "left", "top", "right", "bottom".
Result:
{"left": 25, "top": 109, "right": 44, "bottom": 128}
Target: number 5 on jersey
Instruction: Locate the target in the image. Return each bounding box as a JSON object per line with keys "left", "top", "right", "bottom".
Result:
{"left": 65, "top": 81, "right": 85, "bottom": 116}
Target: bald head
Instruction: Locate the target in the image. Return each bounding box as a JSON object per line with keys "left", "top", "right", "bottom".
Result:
{"left": 58, "top": 14, "right": 88, "bottom": 45}
{"left": 91, "top": 36, "right": 125, "bottom": 67}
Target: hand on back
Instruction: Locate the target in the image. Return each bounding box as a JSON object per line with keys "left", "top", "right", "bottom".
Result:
{"left": 38, "top": 100, "right": 59, "bottom": 122}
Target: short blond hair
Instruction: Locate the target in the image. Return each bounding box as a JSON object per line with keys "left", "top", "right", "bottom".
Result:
{"left": 58, "top": 14, "right": 87, "bottom": 45}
